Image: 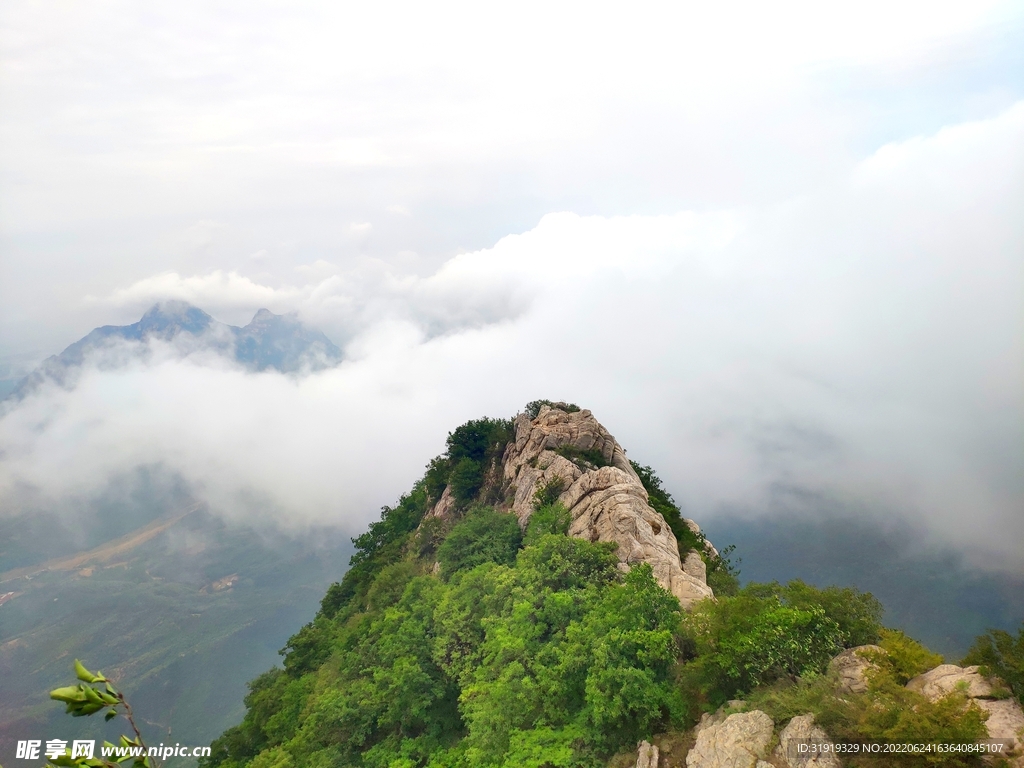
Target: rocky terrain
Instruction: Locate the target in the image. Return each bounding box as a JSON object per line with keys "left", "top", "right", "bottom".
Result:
{"left": 427, "top": 403, "right": 716, "bottom": 608}
{"left": 627, "top": 648, "right": 1024, "bottom": 768}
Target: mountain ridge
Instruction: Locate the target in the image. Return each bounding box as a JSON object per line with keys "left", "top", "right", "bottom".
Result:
{"left": 5, "top": 301, "right": 342, "bottom": 401}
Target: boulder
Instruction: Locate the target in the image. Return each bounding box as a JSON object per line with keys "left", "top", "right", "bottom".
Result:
{"left": 636, "top": 740, "right": 660, "bottom": 768}
{"left": 774, "top": 714, "right": 841, "bottom": 768}
{"left": 501, "top": 406, "right": 716, "bottom": 609}
{"left": 829, "top": 645, "right": 884, "bottom": 695}
{"left": 906, "top": 664, "right": 994, "bottom": 700}
{"left": 685, "top": 710, "right": 774, "bottom": 768}
{"left": 975, "top": 699, "right": 1024, "bottom": 750}
{"left": 906, "top": 664, "right": 1024, "bottom": 750}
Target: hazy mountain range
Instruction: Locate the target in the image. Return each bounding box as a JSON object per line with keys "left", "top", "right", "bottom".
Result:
{"left": 3, "top": 301, "right": 342, "bottom": 401}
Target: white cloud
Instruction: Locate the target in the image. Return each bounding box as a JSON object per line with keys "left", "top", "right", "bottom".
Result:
{"left": 3, "top": 104, "right": 1021, "bottom": 570}
{"left": 90, "top": 270, "right": 304, "bottom": 314}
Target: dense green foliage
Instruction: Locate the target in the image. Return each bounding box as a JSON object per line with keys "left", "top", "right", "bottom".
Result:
{"left": 425, "top": 418, "right": 514, "bottom": 505}
{"left": 874, "top": 628, "right": 945, "bottom": 684}
{"left": 196, "top": 407, "right": 1001, "bottom": 768}
{"left": 436, "top": 508, "right": 522, "bottom": 578}
{"left": 522, "top": 503, "right": 571, "bottom": 547}
{"left": 962, "top": 622, "right": 1024, "bottom": 704}
{"left": 742, "top": 580, "right": 884, "bottom": 648}
{"left": 203, "top": 531, "right": 682, "bottom": 768}
{"left": 681, "top": 586, "right": 847, "bottom": 708}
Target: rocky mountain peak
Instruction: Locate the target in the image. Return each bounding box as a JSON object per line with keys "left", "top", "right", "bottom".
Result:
{"left": 505, "top": 404, "right": 716, "bottom": 608}
{"left": 428, "top": 402, "right": 716, "bottom": 608}
{"left": 136, "top": 301, "right": 215, "bottom": 337}
{"left": 4, "top": 303, "right": 343, "bottom": 401}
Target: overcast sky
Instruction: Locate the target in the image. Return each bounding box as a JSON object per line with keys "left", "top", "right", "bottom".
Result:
{"left": 1, "top": 2, "right": 1022, "bottom": 570}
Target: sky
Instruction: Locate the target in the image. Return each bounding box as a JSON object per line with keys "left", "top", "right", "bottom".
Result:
{"left": 1, "top": 2, "right": 1022, "bottom": 572}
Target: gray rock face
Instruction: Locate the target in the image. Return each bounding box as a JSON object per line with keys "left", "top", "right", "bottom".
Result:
{"left": 424, "top": 485, "right": 457, "bottom": 521}
{"left": 636, "top": 740, "right": 660, "bottom": 768}
{"left": 829, "top": 645, "right": 884, "bottom": 695}
{"left": 501, "top": 405, "right": 714, "bottom": 608}
{"left": 907, "top": 664, "right": 1024, "bottom": 749}
{"left": 686, "top": 710, "right": 774, "bottom": 768}
{"left": 774, "top": 714, "right": 841, "bottom": 768}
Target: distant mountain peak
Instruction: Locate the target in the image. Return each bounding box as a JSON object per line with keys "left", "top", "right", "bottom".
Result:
{"left": 5, "top": 304, "right": 343, "bottom": 401}
{"left": 136, "top": 301, "right": 215, "bottom": 337}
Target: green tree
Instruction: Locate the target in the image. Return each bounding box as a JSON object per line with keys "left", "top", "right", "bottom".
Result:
{"left": 436, "top": 508, "right": 522, "bottom": 578}
{"left": 742, "top": 580, "right": 883, "bottom": 647}
{"left": 522, "top": 503, "right": 571, "bottom": 547}
{"left": 682, "top": 589, "right": 845, "bottom": 707}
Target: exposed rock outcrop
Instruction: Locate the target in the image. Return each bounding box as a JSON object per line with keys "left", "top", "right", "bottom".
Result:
{"left": 974, "top": 699, "right": 1024, "bottom": 751}
{"left": 774, "top": 714, "right": 841, "bottom": 768}
{"left": 500, "top": 405, "right": 715, "bottom": 608}
{"left": 685, "top": 711, "right": 774, "bottom": 768}
{"left": 828, "top": 645, "right": 884, "bottom": 695}
{"left": 906, "top": 664, "right": 995, "bottom": 699}
{"left": 907, "top": 664, "right": 1024, "bottom": 749}
{"left": 636, "top": 740, "right": 660, "bottom": 768}
{"left": 425, "top": 485, "right": 457, "bottom": 521}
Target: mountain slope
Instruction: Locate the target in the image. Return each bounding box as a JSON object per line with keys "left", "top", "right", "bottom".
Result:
{"left": 193, "top": 404, "right": 743, "bottom": 768}
{"left": 0, "top": 507, "right": 351, "bottom": 767}
{"left": 196, "top": 403, "right": 1023, "bottom": 768}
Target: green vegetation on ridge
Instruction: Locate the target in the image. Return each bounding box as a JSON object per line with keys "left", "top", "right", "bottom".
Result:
{"left": 45, "top": 405, "right": 1009, "bottom": 768}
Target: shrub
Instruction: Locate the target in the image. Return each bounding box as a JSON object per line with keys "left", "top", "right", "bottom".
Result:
{"left": 366, "top": 561, "right": 420, "bottom": 612}
{"left": 746, "top": 673, "right": 860, "bottom": 741}
{"left": 516, "top": 534, "right": 620, "bottom": 592}
{"left": 857, "top": 677, "right": 989, "bottom": 768}
{"left": 525, "top": 400, "right": 580, "bottom": 418}
{"left": 415, "top": 516, "right": 449, "bottom": 558}
{"left": 681, "top": 591, "right": 845, "bottom": 706}
{"left": 706, "top": 545, "right": 741, "bottom": 597}
{"left": 533, "top": 477, "right": 567, "bottom": 508}
{"left": 426, "top": 417, "right": 514, "bottom": 508}
{"left": 436, "top": 508, "right": 523, "bottom": 578}
{"left": 875, "top": 628, "right": 944, "bottom": 684}
{"left": 743, "top": 580, "right": 883, "bottom": 647}
{"left": 746, "top": 668, "right": 991, "bottom": 768}
{"left": 524, "top": 503, "right": 572, "bottom": 547}
{"left": 554, "top": 445, "right": 609, "bottom": 470}
{"left": 449, "top": 457, "right": 485, "bottom": 503}
{"left": 962, "top": 623, "right": 1024, "bottom": 705}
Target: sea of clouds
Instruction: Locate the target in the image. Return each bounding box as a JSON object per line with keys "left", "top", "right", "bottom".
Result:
{"left": 1, "top": 102, "right": 1021, "bottom": 571}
